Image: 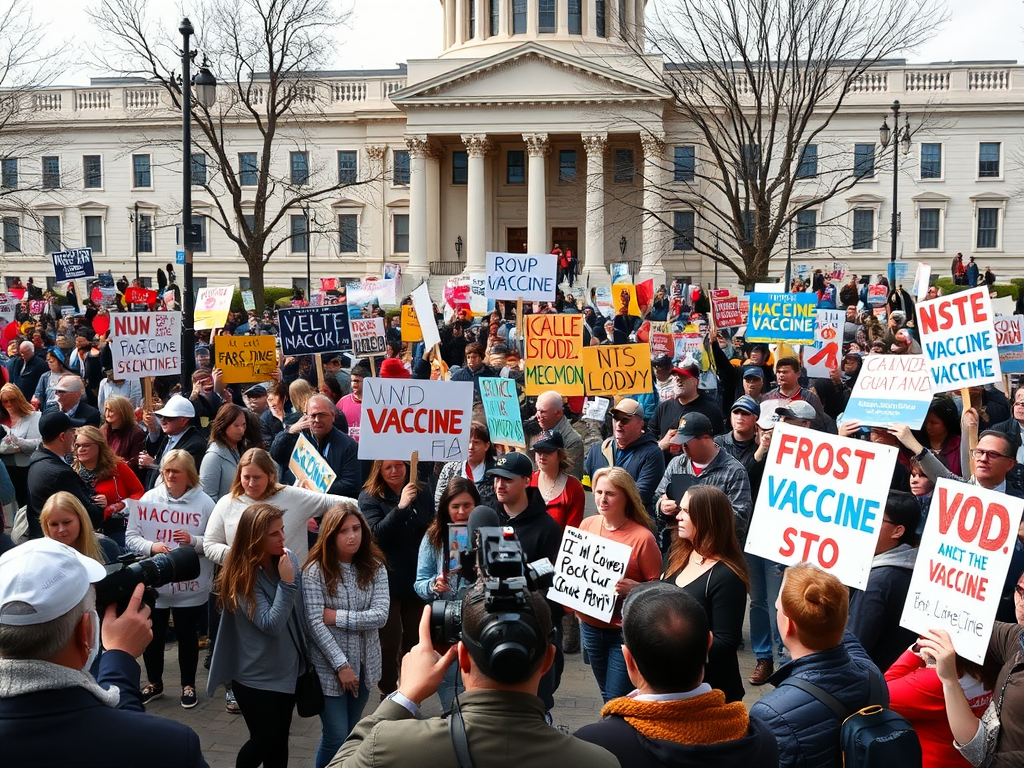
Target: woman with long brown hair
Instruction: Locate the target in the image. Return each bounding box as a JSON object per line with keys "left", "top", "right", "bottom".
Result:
{"left": 100, "top": 394, "right": 146, "bottom": 480}
{"left": 73, "top": 425, "right": 144, "bottom": 547}
{"left": 207, "top": 503, "right": 305, "bottom": 768}
{"left": 662, "top": 485, "right": 750, "bottom": 702}
{"left": 200, "top": 403, "right": 250, "bottom": 502}
{"left": 303, "top": 504, "right": 388, "bottom": 768}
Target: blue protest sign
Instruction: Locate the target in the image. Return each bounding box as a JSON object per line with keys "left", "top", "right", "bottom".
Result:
{"left": 480, "top": 377, "right": 525, "bottom": 447}
{"left": 51, "top": 248, "right": 94, "bottom": 281}
{"left": 745, "top": 292, "right": 817, "bottom": 344}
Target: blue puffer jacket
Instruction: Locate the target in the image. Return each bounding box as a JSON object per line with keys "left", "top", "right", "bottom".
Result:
{"left": 748, "top": 631, "right": 885, "bottom": 768}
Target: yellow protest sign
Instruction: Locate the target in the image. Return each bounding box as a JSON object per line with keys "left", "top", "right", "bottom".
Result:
{"left": 524, "top": 314, "right": 584, "bottom": 396}
{"left": 214, "top": 336, "right": 278, "bottom": 383}
{"left": 401, "top": 305, "right": 422, "bottom": 342}
{"left": 194, "top": 286, "right": 234, "bottom": 330}
{"left": 612, "top": 283, "right": 641, "bottom": 316}
{"left": 583, "top": 344, "right": 652, "bottom": 396}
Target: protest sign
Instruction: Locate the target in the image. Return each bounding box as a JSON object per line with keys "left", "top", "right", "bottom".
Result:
{"left": 351, "top": 317, "right": 387, "bottom": 357}
{"left": 673, "top": 332, "right": 705, "bottom": 368}
{"left": 995, "top": 316, "right": 1024, "bottom": 374}
{"left": 110, "top": 312, "right": 182, "bottom": 379}
{"left": 411, "top": 282, "right": 441, "bottom": 350}
{"left": 744, "top": 423, "right": 898, "bottom": 589}
{"left": 900, "top": 478, "right": 1024, "bottom": 663}
{"left": 51, "top": 248, "right": 94, "bottom": 281}
{"left": 827, "top": 261, "right": 849, "bottom": 281}
{"left": 712, "top": 295, "right": 744, "bottom": 328}
{"left": 802, "top": 309, "right": 844, "bottom": 376}
{"left": 746, "top": 292, "right": 817, "bottom": 345}
{"left": 815, "top": 309, "right": 844, "bottom": 343}
{"left": 125, "top": 286, "right": 157, "bottom": 305}
{"left": 610, "top": 263, "right": 631, "bottom": 285}
{"left": 401, "top": 305, "right": 422, "bottom": 342}
{"left": 593, "top": 285, "right": 614, "bottom": 318}
{"left": 241, "top": 290, "right": 256, "bottom": 312}
{"left": 469, "top": 274, "right": 490, "bottom": 316}
{"left": 0, "top": 295, "right": 16, "bottom": 325}
{"left": 480, "top": 377, "right": 525, "bottom": 447}
{"left": 524, "top": 314, "right": 584, "bottom": 396}
{"left": 917, "top": 286, "right": 1000, "bottom": 391}
{"left": 278, "top": 304, "right": 352, "bottom": 356}
{"left": 648, "top": 322, "right": 674, "bottom": 359}
{"left": 126, "top": 499, "right": 213, "bottom": 601}
{"left": 214, "top": 336, "right": 277, "bottom": 384}
{"left": 28, "top": 300, "right": 44, "bottom": 315}
{"left": 582, "top": 397, "right": 610, "bottom": 422}
{"left": 867, "top": 284, "right": 888, "bottom": 307}
{"left": 485, "top": 252, "right": 557, "bottom": 301}
{"left": 582, "top": 344, "right": 651, "bottom": 396}
{"left": 288, "top": 433, "right": 337, "bottom": 493}
{"left": 612, "top": 284, "right": 641, "bottom": 316}
{"left": 842, "top": 354, "right": 933, "bottom": 428}
{"left": 194, "top": 286, "right": 234, "bottom": 330}
{"left": 913, "top": 263, "right": 932, "bottom": 302}
{"left": 358, "top": 378, "right": 474, "bottom": 462}
{"left": 547, "top": 526, "right": 633, "bottom": 623}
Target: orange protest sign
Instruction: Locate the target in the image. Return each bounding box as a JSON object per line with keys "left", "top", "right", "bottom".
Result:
{"left": 524, "top": 314, "right": 584, "bottom": 396}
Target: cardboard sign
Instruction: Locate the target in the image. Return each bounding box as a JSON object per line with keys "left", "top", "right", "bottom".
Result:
{"left": 358, "top": 378, "right": 474, "bottom": 462}
{"left": 612, "top": 283, "right": 641, "bottom": 316}
{"left": 109, "top": 312, "right": 182, "bottom": 379}
{"left": 744, "top": 423, "right": 898, "bottom": 589}
{"left": 214, "top": 336, "right": 277, "bottom": 384}
{"left": 411, "top": 282, "right": 441, "bottom": 350}
{"left": 401, "top": 305, "right": 422, "bottom": 342}
{"left": 51, "top": 248, "right": 94, "bottom": 280}
{"left": 547, "top": 526, "right": 633, "bottom": 623}
{"left": 582, "top": 344, "right": 651, "bottom": 396}
{"left": 712, "top": 296, "right": 744, "bottom": 328}
{"left": 914, "top": 263, "right": 932, "bottom": 302}
{"left": 746, "top": 292, "right": 817, "bottom": 344}
{"left": 649, "top": 329, "right": 675, "bottom": 359}
{"left": 194, "top": 286, "right": 234, "bottom": 330}
{"left": 918, "top": 287, "right": 1001, "bottom": 391}
{"left": 900, "top": 478, "right": 1024, "bottom": 664}
{"left": 524, "top": 314, "right": 584, "bottom": 396}
{"left": 480, "top": 377, "right": 525, "bottom": 447}
{"left": 995, "top": 316, "right": 1024, "bottom": 374}
{"left": 485, "top": 252, "right": 557, "bottom": 301}
{"left": 125, "top": 286, "right": 157, "bottom": 305}
{"left": 842, "top": 354, "right": 933, "bottom": 428}
{"left": 241, "top": 290, "right": 256, "bottom": 312}
{"left": 127, "top": 499, "right": 213, "bottom": 600}
{"left": 351, "top": 317, "right": 387, "bottom": 357}
{"left": 287, "top": 433, "right": 338, "bottom": 493}
{"left": 278, "top": 304, "right": 352, "bottom": 356}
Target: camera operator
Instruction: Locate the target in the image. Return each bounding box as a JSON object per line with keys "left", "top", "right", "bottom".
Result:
{"left": 328, "top": 588, "right": 618, "bottom": 768}
{"left": 0, "top": 538, "right": 207, "bottom": 768}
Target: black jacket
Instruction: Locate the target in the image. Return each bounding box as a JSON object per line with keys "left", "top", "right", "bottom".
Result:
{"left": 359, "top": 484, "right": 434, "bottom": 597}
{"left": 6, "top": 354, "right": 48, "bottom": 402}
{"left": 847, "top": 544, "right": 918, "bottom": 673}
{"left": 270, "top": 426, "right": 361, "bottom": 498}
{"left": 26, "top": 447, "right": 105, "bottom": 539}
{"left": 143, "top": 426, "right": 208, "bottom": 490}
{"left": 65, "top": 401, "right": 102, "bottom": 428}
{"left": 497, "top": 486, "right": 563, "bottom": 568}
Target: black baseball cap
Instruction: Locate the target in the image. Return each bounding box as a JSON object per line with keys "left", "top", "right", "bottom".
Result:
{"left": 669, "top": 412, "right": 714, "bottom": 446}
{"left": 532, "top": 430, "right": 564, "bottom": 453}
{"left": 487, "top": 452, "right": 534, "bottom": 479}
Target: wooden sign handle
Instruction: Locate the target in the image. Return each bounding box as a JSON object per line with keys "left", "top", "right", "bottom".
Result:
{"left": 962, "top": 386, "right": 979, "bottom": 477}
{"left": 410, "top": 450, "right": 419, "bottom": 488}
{"left": 143, "top": 377, "right": 153, "bottom": 413}
{"left": 314, "top": 353, "right": 325, "bottom": 387}
{"left": 370, "top": 356, "right": 377, "bottom": 377}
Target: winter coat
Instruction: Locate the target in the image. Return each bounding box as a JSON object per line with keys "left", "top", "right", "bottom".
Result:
{"left": 26, "top": 447, "right": 104, "bottom": 539}
{"left": 271, "top": 426, "right": 361, "bottom": 498}
{"left": 358, "top": 484, "right": 434, "bottom": 598}
{"left": 847, "top": 543, "right": 918, "bottom": 673}
{"left": 199, "top": 441, "right": 239, "bottom": 502}
{"left": 583, "top": 431, "right": 665, "bottom": 518}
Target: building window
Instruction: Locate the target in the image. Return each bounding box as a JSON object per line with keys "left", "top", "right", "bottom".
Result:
{"left": 977, "top": 207, "right": 1000, "bottom": 248}
{"left": 672, "top": 210, "right": 694, "bottom": 251}
{"left": 507, "top": 150, "right": 525, "bottom": 184}
{"left": 796, "top": 145, "right": 817, "bottom": 179}
{"left": 490, "top": 0, "right": 499, "bottom": 35}
{"left": 513, "top": 0, "right": 527, "bottom": 33}
{"left": 238, "top": 152, "right": 258, "bottom": 187}
{"left": 920, "top": 143, "right": 942, "bottom": 179}
{"left": 595, "top": 0, "right": 605, "bottom": 36}
{"left": 854, "top": 143, "right": 875, "bottom": 179}
{"left": 795, "top": 210, "right": 817, "bottom": 250}
{"left": 468, "top": 0, "right": 476, "bottom": 38}
{"left": 393, "top": 150, "right": 410, "bottom": 186}
{"left": 191, "top": 153, "right": 207, "bottom": 186}
{"left": 558, "top": 150, "right": 577, "bottom": 183}
{"left": 43, "top": 216, "right": 61, "bottom": 253}
{"left": 452, "top": 150, "right": 468, "bottom": 185}
{"left": 393, "top": 213, "right": 409, "bottom": 253}
{"left": 568, "top": 0, "right": 582, "bottom": 33}
{"left": 741, "top": 144, "right": 760, "bottom": 180}
{"left": 136, "top": 214, "right": 153, "bottom": 253}
{"left": 2, "top": 218, "right": 19, "bottom": 253}
{"left": 918, "top": 208, "right": 940, "bottom": 249}
{"left": 1, "top": 158, "right": 17, "bottom": 189}
{"left": 852, "top": 208, "right": 874, "bottom": 250}
{"left": 337, "top": 151, "right": 357, "bottom": 184}
{"left": 290, "top": 151, "right": 309, "bottom": 186}
{"left": 290, "top": 214, "right": 309, "bottom": 253}
{"left": 613, "top": 149, "right": 634, "bottom": 183}
{"left": 42, "top": 156, "right": 60, "bottom": 188}
{"left": 538, "top": 0, "right": 555, "bottom": 32}
{"left": 183, "top": 214, "right": 207, "bottom": 253}
{"left": 84, "top": 215, "right": 103, "bottom": 253}
{"left": 339, "top": 214, "right": 358, "bottom": 253}
{"left": 82, "top": 155, "right": 101, "bottom": 189}
{"left": 742, "top": 209, "right": 755, "bottom": 242}
{"left": 243, "top": 214, "right": 256, "bottom": 235}
{"left": 132, "top": 154, "right": 152, "bottom": 188}
{"left": 979, "top": 143, "right": 1001, "bottom": 178}
{"left": 673, "top": 146, "right": 695, "bottom": 182}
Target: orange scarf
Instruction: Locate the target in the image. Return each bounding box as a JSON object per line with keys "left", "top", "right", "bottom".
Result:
{"left": 601, "top": 690, "right": 749, "bottom": 745}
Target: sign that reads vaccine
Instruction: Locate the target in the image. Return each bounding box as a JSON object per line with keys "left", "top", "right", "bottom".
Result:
{"left": 746, "top": 292, "right": 817, "bottom": 345}
{"left": 485, "top": 252, "right": 557, "bottom": 301}
{"left": 917, "top": 287, "right": 1001, "bottom": 391}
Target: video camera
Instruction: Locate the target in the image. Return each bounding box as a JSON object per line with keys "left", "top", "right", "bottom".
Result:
{"left": 95, "top": 546, "right": 200, "bottom": 614}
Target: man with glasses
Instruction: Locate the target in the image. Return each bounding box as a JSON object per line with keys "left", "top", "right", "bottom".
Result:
{"left": 54, "top": 374, "right": 101, "bottom": 428}
{"left": 138, "top": 395, "right": 207, "bottom": 490}
{"left": 270, "top": 393, "right": 360, "bottom": 497}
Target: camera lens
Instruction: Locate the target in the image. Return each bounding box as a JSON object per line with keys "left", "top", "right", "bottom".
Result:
{"left": 429, "top": 599, "right": 462, "bottom": 646}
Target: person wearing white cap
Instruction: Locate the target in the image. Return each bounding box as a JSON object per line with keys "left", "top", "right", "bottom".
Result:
{"left": 0, "top": 539, "right": 207, "bottom": 768}
{"left": 139, "top": 394, "right": 208, "bottom": 490}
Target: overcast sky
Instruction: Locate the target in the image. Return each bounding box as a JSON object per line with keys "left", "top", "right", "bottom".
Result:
{"left": 33, "top": 0, "right": 1024, "bottom": 86}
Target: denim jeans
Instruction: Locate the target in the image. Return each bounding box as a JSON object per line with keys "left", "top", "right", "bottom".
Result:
{"left": 579, "top": 621, "right": 630, "bottom": 703}
{"left": 747, "top": 553, "right": 784, "bottom": 661}
{"left": 316, "top": 683, "right": 370, "bottom": 768}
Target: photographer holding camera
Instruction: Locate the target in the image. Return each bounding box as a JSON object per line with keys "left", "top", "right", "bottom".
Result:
{"left": 328, "top": 585, "right": 618, "bottom": 768}
{"left": 0, "top": 538, "right": 207, "bottom": 768}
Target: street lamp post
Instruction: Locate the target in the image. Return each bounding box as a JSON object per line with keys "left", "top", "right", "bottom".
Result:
{"left": 879, "top": 99, "right": 911, "bottom": 284}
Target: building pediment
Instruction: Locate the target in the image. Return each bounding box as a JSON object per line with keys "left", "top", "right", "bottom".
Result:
{"left": 911, "top": 191, "right": 951, "bottom": 202}
{"left": 392, "top": 43, "right": 670, "bottom": 108}
{"left": 845, "top": 193, "right": 885, "bottom": 205}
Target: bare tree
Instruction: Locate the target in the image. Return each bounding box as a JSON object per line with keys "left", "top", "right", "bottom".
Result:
{"left": 622, "top": 0, "right": 947, "bottom": 287}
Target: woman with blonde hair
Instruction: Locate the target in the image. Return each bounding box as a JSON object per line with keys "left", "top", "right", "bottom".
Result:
{"left": 208, "top": 503, "right": 305, "bottom": 768}
{"left": 662, "top": 485, "right": 750, "bottom": 702}
{"left": 303, "top": 504, "right": 388, "bottom": 767}
{"left": 73, "top": 425, "right": 144, "bottom": 547}
{"left": 0, "top": 382, "right": 41, "bottom": 507}
{"left": 41, "top": 490, "right": 119, "bottom": 564}
{"left": 101, "top": 394, "right": 146, "bottom": 479}
{"left": 577, "top": 467, "right": 662, "bottom": 702}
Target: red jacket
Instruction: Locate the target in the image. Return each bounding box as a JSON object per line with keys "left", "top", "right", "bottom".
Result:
{"left": 93, "top": 461, "right": 145, "bottom": 518}
{"left": 530, "top": 472, "right": 585, "bottom": 529}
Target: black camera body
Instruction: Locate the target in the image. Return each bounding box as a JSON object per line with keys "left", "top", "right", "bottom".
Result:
{"left": 95, "top": 546, "right": 200, "bottom": 614}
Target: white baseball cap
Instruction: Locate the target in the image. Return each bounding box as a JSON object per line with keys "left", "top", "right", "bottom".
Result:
{"left": 0, "top": 539, "right": 107, "bottom": 626}
{"left": 154, "top": 394, "right": 195, "bottom": 419}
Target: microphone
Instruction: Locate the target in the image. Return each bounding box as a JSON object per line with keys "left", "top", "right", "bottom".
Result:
{"left": 467, "top": 505, "right": 500, "bottom": 542}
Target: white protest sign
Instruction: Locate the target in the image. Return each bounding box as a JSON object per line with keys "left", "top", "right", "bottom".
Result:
{"left": 913, "top": 263, "right": 932, "bottom": 302}
{"left": 469, "top": 273, "right": 488, "bottom": 315}
{"left": 127, "top": 498, "right": 213, "bottom": 601}
{"left": 0, "top": 295, "right": 16, "bottom": 325}
{"left": 547, "top": 526, "right": 632, "bottom": 623}
{"left": 358, "top": 378, "right": 473, "bottom": 462}
{"left": 744, "top": 423, "right": 898, "bottom": 589}
{"left": 842, "top": 355, "right": 933, "bottom": 428}
{"left": 289, "top": 433, "right": 337, "bottom": 493}
{"left": 917, "top": 287, "right": 1001, "bottom": 391}
{"left": 900, "top": 478, "right": 1024, "bottom": 664}
{"left": 815, "top": 309, "right": 844, "bottom": 343}
{"left": 485, "top": 252, "right": 557, "bottom": 302}
{"left": 351, "top": 317, "right": 386, "bottom": 357}
{"left": 110, "top": 312, "right": 182, "bottom": 379}
{"left": 411, "top": 282, "right": 441, "bottom": 350}
{"left": 582, "top": 397, "right": 610, "bottom": 422}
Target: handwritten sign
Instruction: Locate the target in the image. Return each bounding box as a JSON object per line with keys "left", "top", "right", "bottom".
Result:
{"left": 995, "top": 316, "right": 1024, "bottom": 374}
{"left": 485, "top": 252, "right": 557, "bottom": 301}
{"left": 744, "top": 423, "right": 898, "bottom": 589}
{"left": 278, "top": 304, "right": 352, "bottom": 356}
{"left": 746, "top": 292, "right": 817, "bottom": 344}
{"left": 127, "top": 498, "right": 213, "bottom": 601}
{"left": 842, "top": 354, "right": 933, "bottom": 428}
{"left": 351, "top": 317, "right": 386, "bottom": 357}
{"left": 524, "top": 314, "right": 584, "bottom": 396}
{"left": 712, "top": 295, "right": 744, "bottom": 328}
{"left": 469, "top": 274, "right": 489, "bottom": 315}
{"left": 917, "top": 286, "right": 1000, "bottom": 391}
{"left": 110, "top": 312, "right": 182, "bottom": 379}
{"left": 411, "top": 282, "right": 441, "bottom": 350}
{"left": 480, "top": 377, "right": 525, "bottom": 447}
{"left": 547, "top": 526, "right": 632, "bottom": 623}
{"left": 358, "top": 378, "right": 474, "bottom": 462}
{"left": 241, "top": 290, "right": 256, "bottom": 312}
{"left": 214, "top": 336, "right": 277, "bottom": 384}
{"left": 288, "top": 433, "right": 338, "bottom": 493}
{"left": 867, "top": 284, "right": 888, "bottom": 307}
{"left": 51, "top": 248, "right": 94, "bottom": 281}
{"left": 194, "top": 286, "right": 234, "bottom": 330}
{"left": 582, "top": 397, "right": 611, "bottom": 422}
{"left": 900, "top": 478, "right": 1024, "bottom": 663}
{"left": 401, "top": 305, "right": 422, "bottom": 342}
{"left": 582, "top": 344, "right": 651, "bottom": 396}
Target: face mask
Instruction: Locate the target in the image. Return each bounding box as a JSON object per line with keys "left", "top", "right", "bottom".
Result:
{"left": 83, "top": 609, "right": 100, "bottom": 671}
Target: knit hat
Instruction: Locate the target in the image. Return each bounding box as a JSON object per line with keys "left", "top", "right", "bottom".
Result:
{"left": 379, "top": 358, "right": 410, "bottom": 379}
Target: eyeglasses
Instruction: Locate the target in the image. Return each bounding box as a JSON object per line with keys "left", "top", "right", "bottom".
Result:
{"left": 971, "top": 448, "right": 1013, "bottom": 461}
{"left": 1013, "top": 401, "right": 1024, "bottom": 408}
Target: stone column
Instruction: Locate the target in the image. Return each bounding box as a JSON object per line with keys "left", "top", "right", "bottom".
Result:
{"left": 639, "top": 132, "right": 667, "bottom": 285}
{"left": 365, "top": 145, "right": 388, "bottom": 260}
{"left": 444, "top": 0, "right": 455, "bottom": 47}
{"left": 424, "top": 144, "right": 443, "bottom": 268}
{"left": 499, "top": 0, "right": 510, "bottom": 35}
{"left": 405, "top": 135, "right": 431, "bottom": 279}
{"left": 455, "top": 0, "right": 466, "bottom": 45}
{"left": 462, "top": 133, "right": 493, "bottom": 271}
{"left": 523, "top": 133, "right": 550, "bottom": 254}
{"left": 582, "top": 132, "right": 607, "bottom": 276}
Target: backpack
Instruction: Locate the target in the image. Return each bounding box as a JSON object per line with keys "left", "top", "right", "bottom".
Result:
{"left": 784, "top": 672, "right": 922, "bottom": 768}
